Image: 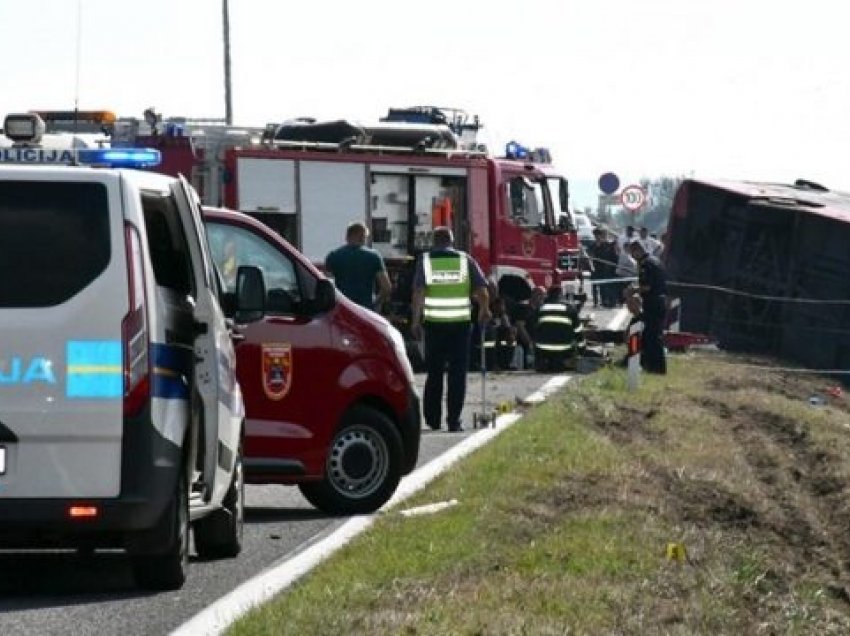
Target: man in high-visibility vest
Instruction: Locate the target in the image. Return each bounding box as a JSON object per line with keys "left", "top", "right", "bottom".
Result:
{"left": 411, "top": 227, "right": 490, "bottom": 432}
{"left": 533, "top": 286, "right": 585, "bottom": 372}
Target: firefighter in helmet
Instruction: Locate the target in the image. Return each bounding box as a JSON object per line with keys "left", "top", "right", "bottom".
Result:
{"left": 533, "top": 286, "right": 586, "bottom": 372}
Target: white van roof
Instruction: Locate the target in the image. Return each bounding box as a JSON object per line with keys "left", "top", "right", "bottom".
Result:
{"left": 0, "top": 163, "right": 175, "bottom": 193}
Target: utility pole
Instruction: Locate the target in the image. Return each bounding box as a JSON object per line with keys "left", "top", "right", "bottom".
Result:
{"left": 223, "top": 0, "right": 233, "bottom": 124}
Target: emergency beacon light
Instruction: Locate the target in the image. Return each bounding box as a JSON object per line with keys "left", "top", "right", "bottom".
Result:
{"left": 76, "top": 148, "right": 162, "bottom": 168}
{"left": 3, "top": 113, "right": 46, "bottom": 144}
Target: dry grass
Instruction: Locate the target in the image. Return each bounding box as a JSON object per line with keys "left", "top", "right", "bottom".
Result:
{"left": 229, "top": 351, "right": 850, "bottom": 635}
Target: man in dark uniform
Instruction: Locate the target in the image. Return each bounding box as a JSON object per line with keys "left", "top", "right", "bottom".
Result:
{"left": 587, "top": 228, "right": 619, "bottom": 307}
{"left": 411, "top": 227, "right": 490, "bottom": 431}
{"left": 628, "top": 239, "right": 667, "bottom": 374}
{"left": 513, "top": 285, "right": 546, "bottom": 369}
{"left": 479, "top": 296, "right": 517, "bottom": 371}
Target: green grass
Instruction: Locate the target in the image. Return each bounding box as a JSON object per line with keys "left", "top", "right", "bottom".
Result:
{"left": 228, "top": 352, "right": 850, "bottom": 635}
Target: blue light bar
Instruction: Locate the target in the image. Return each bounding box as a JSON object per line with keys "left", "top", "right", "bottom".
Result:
{"left": 0, "top": 146, "right": 161, "bottom": 168}
{"left": 76, "top": 148, "right": 161, "bottom": 168}
{"left": 505, "top": 140, "right": 529, "bottom": 160}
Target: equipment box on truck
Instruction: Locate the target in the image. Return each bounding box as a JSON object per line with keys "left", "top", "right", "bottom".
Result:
{"left": 0, "top": 113, "right": 263, "bottom": 590}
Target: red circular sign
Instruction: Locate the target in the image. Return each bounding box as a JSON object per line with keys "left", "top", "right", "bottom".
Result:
{"left": 621, "top": 185, "right": 647, "bottom": 212}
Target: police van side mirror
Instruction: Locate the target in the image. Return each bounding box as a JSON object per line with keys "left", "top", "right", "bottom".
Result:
{"left": 311, "top": 278, "right": 336, "bottom": 314}
{"left": 235, "top": 265, "right": 266, "bottom": 323}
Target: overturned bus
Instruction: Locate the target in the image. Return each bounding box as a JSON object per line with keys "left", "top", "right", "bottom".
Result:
{"left": 664, "top": 178, "right": 850, "bottom": 373}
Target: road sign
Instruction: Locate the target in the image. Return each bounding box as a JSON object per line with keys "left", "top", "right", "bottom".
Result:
{"left": 621, "top": 185, "right": 647, "bottom": 212}
{"left": 598, "top": 172, "right": 620, "bottom": 195}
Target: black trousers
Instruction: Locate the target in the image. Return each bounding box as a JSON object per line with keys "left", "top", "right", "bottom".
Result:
{"left": 641, "top": 296, "right": 667, "bottom": 374}
{"left": 423, "top": 322, "right": 472, "bottom": 429}
{"left": 590, "top": 275, "right": 603, "bottom": 305}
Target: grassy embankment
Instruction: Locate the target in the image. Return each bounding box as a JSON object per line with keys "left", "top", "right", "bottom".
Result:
{"left": 230, "top": 351, "right": 850, "bottom": 635}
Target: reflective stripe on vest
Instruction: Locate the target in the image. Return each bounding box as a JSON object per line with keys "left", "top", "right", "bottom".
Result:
{"left": 535, "top": 342, "right": 575, "bottom": 351}
{"left": 422, "top": 253, "right": 471, "bottom": 323}
{"left": 484, "top": 336, "right": 511, "bottom": 348}
{"left": 535, "top": 303, "right": 577, "bottom": 353}
{"left": 538, "top": 315, "right": 573, "bottom": 326}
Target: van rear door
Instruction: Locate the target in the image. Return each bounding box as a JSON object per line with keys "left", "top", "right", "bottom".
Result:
{"left": 0, "top": 172, "right": 126, "bottom": 498}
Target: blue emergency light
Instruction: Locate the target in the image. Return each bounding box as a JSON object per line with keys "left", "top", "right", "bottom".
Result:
{"left": 0, "top": 145, "right": 161, "bottom": 168}
{"left": 505, "top": 140, "right": 529, "bottom": 160}
{"left": 76, "top": 148, "right": 161, "bottom": 168}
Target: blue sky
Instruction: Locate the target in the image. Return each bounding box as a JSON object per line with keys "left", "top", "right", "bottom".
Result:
{"left": 2, "top": 0, "right": 848, "bottom": 210}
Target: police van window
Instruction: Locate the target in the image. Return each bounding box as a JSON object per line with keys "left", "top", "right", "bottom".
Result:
{"left": 0, "top": 181, "right": 110, "bottom": 307}
{"left": 207, "top": 222, "right": 302, "bottom": 315}
{"left": 507, "top": 177, "right": 546, "bottom": 228}
{"left": 142, "top": 193, "right": 194, "bottom": 297}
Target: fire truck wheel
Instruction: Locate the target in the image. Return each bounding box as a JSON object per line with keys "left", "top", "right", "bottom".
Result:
{"left": 194, "top": 434, "right": 245, "bottom": 559}
{"left": 131, "top": 467, "right": 190, "bottom": 591}
{"left": 299, "top": 406, "right": 403, "bottom": 515}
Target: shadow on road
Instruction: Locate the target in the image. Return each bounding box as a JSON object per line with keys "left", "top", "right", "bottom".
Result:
{"left": 0, "top": 508, "right": 331, "bottom": 607}
{"left": 0, "top": 551, "right": 152, "bottom": 608}
{"left": 245, "top": 506, "right": 332, "bottom": 524}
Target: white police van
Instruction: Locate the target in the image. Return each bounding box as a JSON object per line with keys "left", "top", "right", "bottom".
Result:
{"left": 0, "top": 113, "right": 264, "bottom": 590}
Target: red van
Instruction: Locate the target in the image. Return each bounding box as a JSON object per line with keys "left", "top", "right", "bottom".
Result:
{"left": 203, "top": 207, "right": 421, "bottom": 514}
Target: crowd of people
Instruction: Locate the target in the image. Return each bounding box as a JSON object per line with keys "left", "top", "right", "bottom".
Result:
{"left": 585, "top": 224, "right": 664, "bottom": 310}
{"left": 325, "top": 223, "right": 591, "bottom": 430}
{"left": 325, "top": 220, "right": 666, "bottom": 431}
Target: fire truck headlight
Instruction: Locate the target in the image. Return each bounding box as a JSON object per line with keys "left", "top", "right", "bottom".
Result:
{"left": 3, "top": 113, "right": 46, "bottom": 144}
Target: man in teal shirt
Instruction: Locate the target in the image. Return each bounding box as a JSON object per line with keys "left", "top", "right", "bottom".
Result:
{"left": 325, "top": 222, "right": 391, "bottom": 311}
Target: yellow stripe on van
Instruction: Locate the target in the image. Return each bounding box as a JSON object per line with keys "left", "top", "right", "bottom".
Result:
{"left": 67, "top": 364, "right": 122, "bottom": 374}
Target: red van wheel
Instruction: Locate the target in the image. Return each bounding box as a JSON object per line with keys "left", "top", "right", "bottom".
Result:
{"left": 299, "top": 406, "right": 403, "bottom": 515}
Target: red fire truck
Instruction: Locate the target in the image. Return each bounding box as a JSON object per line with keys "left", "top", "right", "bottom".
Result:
{"left": 117, "top": 107, "right": 580, "bottom": 295}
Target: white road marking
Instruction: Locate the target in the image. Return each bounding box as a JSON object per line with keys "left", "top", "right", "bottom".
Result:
{"left": 399, "top": 499, "right": 459, "bottom": 518}
{"left": 172, "top": 375, "right": 571, "bottom": 636}
{"left": 520, "top": 374, "right": 571, "bottom": 405}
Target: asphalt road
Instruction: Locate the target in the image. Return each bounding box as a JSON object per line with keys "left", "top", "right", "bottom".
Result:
{"left": 0, "top": 304, "right": 623, "bottom": 636}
